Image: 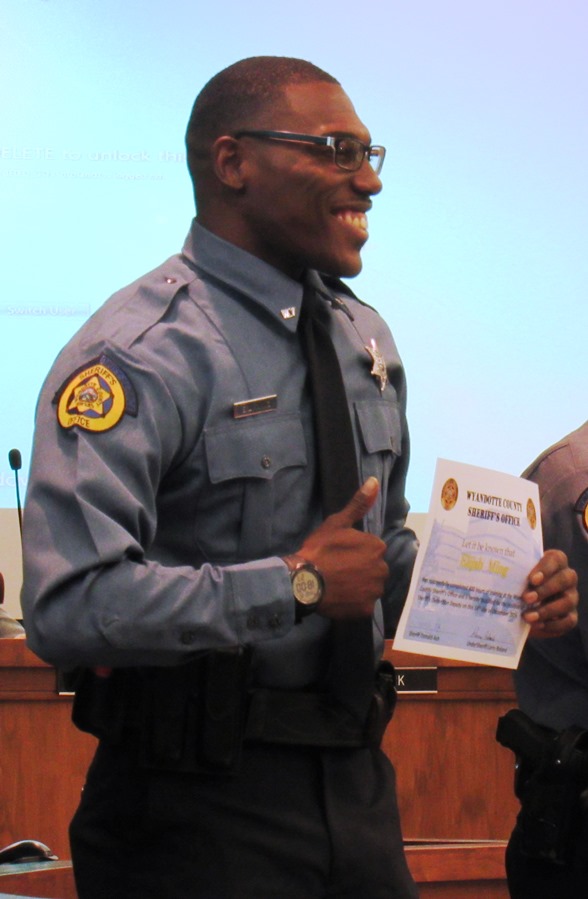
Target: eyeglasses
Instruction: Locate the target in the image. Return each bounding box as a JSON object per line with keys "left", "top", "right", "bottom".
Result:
{"left": 233, "top": 130, "right": 386, "bottom": 175}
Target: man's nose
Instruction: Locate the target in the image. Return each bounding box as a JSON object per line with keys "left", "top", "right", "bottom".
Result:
{"left": 351, "top": 158, "right": 383, "bottom": 195}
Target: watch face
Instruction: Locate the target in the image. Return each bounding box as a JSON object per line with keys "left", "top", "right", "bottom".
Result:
{"left": 292, "top": 567, "right": 322, "bottom": 606}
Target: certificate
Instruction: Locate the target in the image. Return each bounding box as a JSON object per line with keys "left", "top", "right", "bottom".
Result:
{"left": 394, "top": 459, "right": 542, "bottom": 668}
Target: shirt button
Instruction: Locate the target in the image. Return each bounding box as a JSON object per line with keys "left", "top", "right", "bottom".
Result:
{"left": 246, "top": 614, "right": 260, "bottom": 630}
{"left": 180, "top": 629, "right": 198, "bottom": 645}
{"left": 268, "top": 614, "right": 282, "bottom": 630}
{"left": 260, "top": 455, "right": 272, "bottom": 469}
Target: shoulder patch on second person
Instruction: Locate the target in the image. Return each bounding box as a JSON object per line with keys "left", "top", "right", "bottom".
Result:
{"left": 55, "top": 354, "right": 138, "bottom": 433}
{"left": 574, "top": 487, "right": 588, "bottom": 533}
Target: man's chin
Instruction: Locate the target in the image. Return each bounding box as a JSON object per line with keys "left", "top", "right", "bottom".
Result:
{"left": 319, "top": 254, "right": 363, "bottom": 280}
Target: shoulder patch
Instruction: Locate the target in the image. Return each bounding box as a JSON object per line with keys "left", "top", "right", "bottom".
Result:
{"left": 574, "top": 488, "right": 588, "bottom": 533}
{"left": 55, "top": 354, "right": 137, "bottom": 433}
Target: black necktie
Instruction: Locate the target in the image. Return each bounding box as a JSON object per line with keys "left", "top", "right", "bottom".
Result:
{"left": 300, "top": 280, "right": 375, "bottom": 721}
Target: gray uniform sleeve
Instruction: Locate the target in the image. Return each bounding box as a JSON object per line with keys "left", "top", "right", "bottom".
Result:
{"left": 525, "top": 440, "right": 588, "bottom": 657}
{"left": 21, "top": 349, "right": 293, "bottom": 670}
{"left": 514, "top": 426, "right": 588, "bottom": 729}
{"left": 379, "top": 365, "right": 418, "bottom": 636}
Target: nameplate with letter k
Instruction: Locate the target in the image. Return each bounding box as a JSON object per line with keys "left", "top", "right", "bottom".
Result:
{"left": 394, "top": 668, "right": 438, "bottom": 694}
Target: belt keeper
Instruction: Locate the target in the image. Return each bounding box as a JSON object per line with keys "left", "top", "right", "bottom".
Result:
{"left": 243, "top": 689, "right": 270, "bottom": 743}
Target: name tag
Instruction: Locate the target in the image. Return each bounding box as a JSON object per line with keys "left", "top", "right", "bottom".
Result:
{"left": 233, "top": 395, "right": 278, "bottom": 419}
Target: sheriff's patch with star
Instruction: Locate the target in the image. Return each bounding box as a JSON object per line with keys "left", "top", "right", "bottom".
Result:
{"left": 56, "top": 355, "right": 137, "bottom": 432}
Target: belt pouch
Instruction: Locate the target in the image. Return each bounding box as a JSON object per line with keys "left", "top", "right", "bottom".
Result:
{"left": 200, "top": 647, "right": 252, "bottom": 770}
{"left": 365, "top": 660, "right": 398, "bottom": 746}
{"left": 72, "top": 667, "right": 141, "bottom": 743}
{"left": 139, "top": 661, "right": 203, "bottom": 769}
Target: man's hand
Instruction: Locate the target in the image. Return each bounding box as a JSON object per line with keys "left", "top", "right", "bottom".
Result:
{"left": 295, "top": 476, "right": 389, "bottom": 619}
{"left": 521, "top": 549, "right": 578, "bottom": 638}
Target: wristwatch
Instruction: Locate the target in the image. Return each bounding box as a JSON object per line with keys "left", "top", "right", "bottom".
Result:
{"left": 282, "top": 554, "right": 325, "bottom": 622}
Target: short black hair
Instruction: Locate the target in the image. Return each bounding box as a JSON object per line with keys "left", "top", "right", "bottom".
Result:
{"left": 185, "top": 56, "right": 339, "bottom": 187}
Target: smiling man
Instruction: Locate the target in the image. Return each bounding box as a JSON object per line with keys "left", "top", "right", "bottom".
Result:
{"left": 21, "top": 57, "right": 578, "bottom": 899}
{"left": 188, "top": 76, "right": 383, "bottom": 280}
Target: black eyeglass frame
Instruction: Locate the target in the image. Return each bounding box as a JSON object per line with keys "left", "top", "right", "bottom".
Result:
{"left": 233, "top": 130, "right": 386, "bottom": 175}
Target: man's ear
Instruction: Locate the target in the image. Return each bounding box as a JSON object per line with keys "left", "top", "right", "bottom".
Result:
{"left": 211, "top": 135, "right": 248, "bottom": 191}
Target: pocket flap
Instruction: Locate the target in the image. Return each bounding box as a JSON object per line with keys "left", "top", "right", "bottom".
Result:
{"left": 205, "top": 413, "right": 307, "bottom": 483}
{"left": 355, "top": 400, "right": 401, "bottom": 456}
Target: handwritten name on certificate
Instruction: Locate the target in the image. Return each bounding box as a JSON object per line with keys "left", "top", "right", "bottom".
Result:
{"left": 394, "top": 459, "right": 542, "bottom": 668}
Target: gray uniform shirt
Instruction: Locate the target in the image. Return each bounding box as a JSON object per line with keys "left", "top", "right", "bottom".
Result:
{"left": 515, "top": 420, "right": 588, "bottom": 729}
{"left": 21, "top": 221, "right": 417, "bottom": 688}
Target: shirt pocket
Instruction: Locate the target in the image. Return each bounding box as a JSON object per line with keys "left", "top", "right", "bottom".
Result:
{"left": 201, "top": 413, "right": 308, "bottom": 560}
{"left": 354, "top": 398, "right": 402, "bottom": 533}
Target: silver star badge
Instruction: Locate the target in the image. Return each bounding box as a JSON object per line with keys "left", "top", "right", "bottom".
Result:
{"left": 365, "top": 339, "right": 388, "bottom": 393}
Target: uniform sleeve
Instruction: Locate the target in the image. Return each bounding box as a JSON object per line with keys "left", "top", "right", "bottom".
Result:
{"left": 379, "top": 348, "right": 418, "bottom": 636}
{"left": 380, "top": 452, "right": 418, "bottom": 635}
{"left": 21, "top": 348, "right": 294, "bottom": 670}
{"left": 527, "top": 452, "right": 588, "bottom": 658}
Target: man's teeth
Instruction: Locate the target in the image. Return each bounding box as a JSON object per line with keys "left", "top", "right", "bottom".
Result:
{"left": 336, "top": 211, "right": 368, "bottom": 231}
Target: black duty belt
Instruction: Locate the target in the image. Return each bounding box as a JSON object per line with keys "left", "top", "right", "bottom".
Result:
{"left": 71, "top": 655, "right": 397, "bottom": 772}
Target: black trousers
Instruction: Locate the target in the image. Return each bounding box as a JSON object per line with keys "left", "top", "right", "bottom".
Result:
{"left": 506, "top": 814, "right": 588, "bottom": 899}
{"left": 70, "top": 739, "right": 418, "bottom": 899}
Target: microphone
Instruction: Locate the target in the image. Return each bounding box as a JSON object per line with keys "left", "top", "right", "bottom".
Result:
{"left": 8, "top": 449, "right": 23, "bottom": 538}
{"left": 8, "top": 448, "right": 21, "bottom": 470}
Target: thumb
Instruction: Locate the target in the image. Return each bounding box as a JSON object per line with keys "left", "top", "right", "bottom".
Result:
{"left": 332, "top": 477, "right": 380, "bottom": 528}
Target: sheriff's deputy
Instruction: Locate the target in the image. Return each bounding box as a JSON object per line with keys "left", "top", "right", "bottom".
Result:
{"left": 21, "top": 56, "right": 578, "bottom": 899}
